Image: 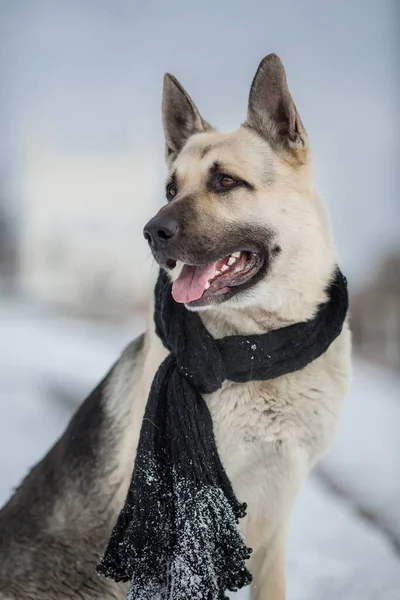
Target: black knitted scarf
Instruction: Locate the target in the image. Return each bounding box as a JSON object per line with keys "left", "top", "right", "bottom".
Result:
{"left": 97, "top": 268, "right": 348, "bottom": 599}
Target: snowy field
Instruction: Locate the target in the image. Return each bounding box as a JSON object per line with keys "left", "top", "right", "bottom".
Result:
{"left": 1, "top": 298, "right": 400, "bottom": 599}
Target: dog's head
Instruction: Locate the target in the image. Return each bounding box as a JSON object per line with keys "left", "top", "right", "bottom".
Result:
{"left": 144, "top": 54, "right": 335, "bottom": 316}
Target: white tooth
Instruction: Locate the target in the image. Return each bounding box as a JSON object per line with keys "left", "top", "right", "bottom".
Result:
{"left": 232, "top": 251, "right": 241, "bottom": 258}
{"left": 228, "top": 256, "right": 236, "bottom": 265}
{"left": 221, "top": 265, "right": 229, "bottom": 272}
{"left": 205, "top": 281, "right": 210, "bottom": 289}
{"left": 215, "top": 269, "right": 221, "bottom": 275}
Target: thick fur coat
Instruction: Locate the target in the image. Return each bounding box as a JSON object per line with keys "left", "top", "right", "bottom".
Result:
{"left": 0, "top": 54, "right": 351, "bottom": 600}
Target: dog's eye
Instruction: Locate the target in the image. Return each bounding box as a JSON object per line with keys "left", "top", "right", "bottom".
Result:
{"left": 220, "top": 176, "right": 236, "bottom": 188}
{"left": 208, "top": 169, "right": 247, "bottom": 194}
{"left": 166, "top": 183, "right": 177, "bottom": 200}
{"left": 213, "top": 175, "right": 240, "bottom": 192}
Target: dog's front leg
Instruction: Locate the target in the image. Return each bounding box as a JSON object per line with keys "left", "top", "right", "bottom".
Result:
{"left": 248, "top": 525, "right": 288, "bottom": 600}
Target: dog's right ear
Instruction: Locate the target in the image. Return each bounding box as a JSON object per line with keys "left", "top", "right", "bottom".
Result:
{"left": 162, "top": 74, "right": 210, "bottom": 167}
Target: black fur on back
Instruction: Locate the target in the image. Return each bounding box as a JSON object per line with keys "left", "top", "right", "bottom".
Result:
{"left": 0, "top": 334, "right": 145, "bottom": 600}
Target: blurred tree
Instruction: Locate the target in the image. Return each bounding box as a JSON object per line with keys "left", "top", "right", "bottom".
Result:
{"left": 0, "top": 193, "right": 16, "bottom": 278}
{"left": 351, "top": 253, "right": 400, "bottom": 372}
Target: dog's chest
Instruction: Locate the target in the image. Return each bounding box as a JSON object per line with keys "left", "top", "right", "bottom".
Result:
{"left": 209, "top": 380, "right": 332, "bottom": 462}
{"left": 205, "top": 359, "right": 345, "bottom": 512}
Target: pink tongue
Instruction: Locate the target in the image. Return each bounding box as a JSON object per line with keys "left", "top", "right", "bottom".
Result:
{"left": 172, "top": 262, "right": 217, "bottom": 303}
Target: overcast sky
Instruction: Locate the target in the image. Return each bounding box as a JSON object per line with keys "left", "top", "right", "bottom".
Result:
{"left": 0, "top": 0, "right": 399, "bottom": 288}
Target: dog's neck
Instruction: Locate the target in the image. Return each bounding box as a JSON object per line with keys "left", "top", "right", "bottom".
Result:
{"left": 197, "top": 268, "right": 335, "bottom": 339}
{"left": 199, "top": 307, "right": 297, "bottom": 338}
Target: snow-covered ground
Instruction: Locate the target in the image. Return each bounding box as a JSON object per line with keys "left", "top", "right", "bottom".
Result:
{"left": 1, "top": 298, "right": 400, "bottom": 599}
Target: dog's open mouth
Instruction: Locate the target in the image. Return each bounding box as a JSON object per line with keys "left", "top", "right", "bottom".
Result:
{"left": 171, "top": 250, "right": 264, "bottom": 307}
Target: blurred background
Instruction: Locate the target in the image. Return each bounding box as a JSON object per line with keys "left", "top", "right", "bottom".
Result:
{"left": 0, "top": 1, "right": 399, "bottom": 598}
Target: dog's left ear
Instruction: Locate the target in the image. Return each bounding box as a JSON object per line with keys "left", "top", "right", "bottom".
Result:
{"left": 246, "top": 54, "right": 307, "bottom": 155}
{"left": 162, "top": 74, "right": 211, "bottom": 167}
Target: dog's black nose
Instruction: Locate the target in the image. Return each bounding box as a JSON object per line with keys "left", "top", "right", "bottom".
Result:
{"left": 143, "top": 214, "right": 179, "bottom": 248}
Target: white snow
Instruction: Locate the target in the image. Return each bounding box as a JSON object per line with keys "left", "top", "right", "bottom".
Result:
{"left": 320, "top": 359, "right": 400, "bottom": 546}
{"left": 1, "top": 299, "right": 400, "bottom": 599}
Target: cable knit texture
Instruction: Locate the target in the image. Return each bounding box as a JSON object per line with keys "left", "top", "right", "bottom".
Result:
{"left": 97, "top": 268, "right": 348, "bottom": 599}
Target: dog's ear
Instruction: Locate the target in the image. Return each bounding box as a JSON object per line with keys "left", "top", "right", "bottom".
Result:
{"left": 162, "top": 73, "right": 210, "bottom": 166}
{"left": 246, "top": 54, "right": 307, "bottom": 155}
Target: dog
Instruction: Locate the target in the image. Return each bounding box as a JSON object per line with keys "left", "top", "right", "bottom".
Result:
{"left": 0, "top": 53, "right": 351, "bottom": 600}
